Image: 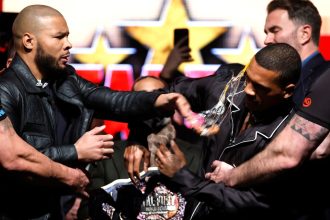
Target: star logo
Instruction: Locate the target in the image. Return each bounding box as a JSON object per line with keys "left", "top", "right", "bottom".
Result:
{"left": 123, "top": 0, "right": 227, "bottom": 71}
{"left": 212, "top": 29, "right": 260, "bottom": 65}
{"left": 71, "top": 29, "right": 136, "bottom": 69}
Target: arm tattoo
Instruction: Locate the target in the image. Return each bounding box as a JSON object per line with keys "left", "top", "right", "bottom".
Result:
{"left": 291, "top": 116, "right": 328, "bottom": 141}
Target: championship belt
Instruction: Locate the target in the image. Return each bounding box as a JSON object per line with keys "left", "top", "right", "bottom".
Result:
{"left": 89, "top": 167, "right": 186, "bottom": 220}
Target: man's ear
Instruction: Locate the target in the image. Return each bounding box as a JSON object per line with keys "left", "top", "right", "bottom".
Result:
{"left": 283, "top": 84, "right": 295, "bottom": 99}
{"left": 22, "top": 33, "right": 34, "bottom": 50}
{"left": 298, "top": 24, "right": 312, "bottom": 45}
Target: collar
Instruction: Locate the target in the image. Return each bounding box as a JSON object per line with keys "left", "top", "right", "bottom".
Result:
{"left": 226, "top": 104, "right": 293, "bottom": 150}
{"left": 302, "top": 51, "right": 320, "bottom": 68}
{"left": 250, "top": 101, "right": 293, "bottom": 125}
{"left": 10, "top": 55, "right": 46, "bottom": 94}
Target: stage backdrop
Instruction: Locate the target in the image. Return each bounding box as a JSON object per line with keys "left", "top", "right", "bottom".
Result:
{"left": 1, "top": 0, "right": 330, "bottom": 139}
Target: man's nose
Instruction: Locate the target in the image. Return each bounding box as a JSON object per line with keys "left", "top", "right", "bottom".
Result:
{"left": 264, "top": 34, "right": 274, "bottom": 45}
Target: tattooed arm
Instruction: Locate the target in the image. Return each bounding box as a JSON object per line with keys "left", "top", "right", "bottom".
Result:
{"left": 0, "top": 117, "right": 89, "bottom": 194}
{"left": 221, "top": 114, "right": 329, "bottom": 187}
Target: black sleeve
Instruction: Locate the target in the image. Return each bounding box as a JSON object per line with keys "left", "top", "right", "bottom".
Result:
{"left": 296, "top": 67, "right": 330, "bottom": 129}
{"left": 170, "top": 168, "right": 269, "bottom": 212}
{"left": 66, "top": 66, "right": 164, "bottom": 122}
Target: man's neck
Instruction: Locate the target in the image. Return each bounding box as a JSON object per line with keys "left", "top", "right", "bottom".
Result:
{"left": 252, "top": 101, "right": 292, "bottom": 124}
{"left": 300, "top": 44, "right": 319, "bottom": 62}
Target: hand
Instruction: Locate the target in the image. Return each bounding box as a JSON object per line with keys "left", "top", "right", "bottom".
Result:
{"left": 161, "top": 37, "right": 193, "bottom": 79}
{"left": 154, "top": 93, "right": 192, "bottom": 120}
{"left": 124, "top": 144, "right": 150, "bottom": 184}
{"left": 64, "top": 168, "right": 89, "bottom": 197}
{"left": 155, "top": 140, "right": 186, "bottom": 177}
{"left": 205, "top": 160, "right": 234, "bottom": 183}
{"left": 75, "top": 125, "right": 114, "bottom": 162}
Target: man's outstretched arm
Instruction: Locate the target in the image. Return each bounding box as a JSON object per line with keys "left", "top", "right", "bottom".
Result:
{"left": 221, "top": 114, "right": 328, "bottom": 187}
{"left": 0, "top": 116, "right": 89, "bottom": 194}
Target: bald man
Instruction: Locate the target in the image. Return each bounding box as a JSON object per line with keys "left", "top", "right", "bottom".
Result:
{"left": 0, "top": 4, "right": 194, "bottom": 219}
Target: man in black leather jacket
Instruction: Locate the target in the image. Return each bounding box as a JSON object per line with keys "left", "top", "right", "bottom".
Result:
{"left": 156, "top": 43, "right": 303, "bottom": 219}
{"left": 0, "top": 5, "right": 193, "bottom": 220}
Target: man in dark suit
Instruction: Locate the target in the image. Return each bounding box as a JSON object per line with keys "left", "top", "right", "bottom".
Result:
{"left": 263, "top": 0, "right": 329, "bottom": 106}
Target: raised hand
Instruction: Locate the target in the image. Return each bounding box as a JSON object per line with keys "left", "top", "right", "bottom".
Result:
{"left": 74, "top": 125, "right": 114, "bottom": 162}
{"left": 160, "top": 36, "right": 193, "bottom": 80}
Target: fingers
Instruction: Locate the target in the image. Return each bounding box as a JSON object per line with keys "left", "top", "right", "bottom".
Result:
{"left": 99, "top": 138, "right": 114, "bottom": 159}
{"left": 97, "top": 133, "right": 113, "bottom": 142}
{"left": 170, "top": 140, "right": 182, "bottom": 156}
{"left": 154, "top": 93, "right": 192, "bottom": 119}
{"left": 156, "top": 144, "right": 169, "bottom": 166}
{"left": 72, "top": 169, "right": 90, "bottom": 198}
{"left": 159, "top": 143, "right": 170, "bottom": 155}
{"left": 205, "top": 172, "right": 212, "bottom": 179}
{"left": 80, "top": 190, "right": 89, "bottom": 198}
{"left": 125, "top": 147, "right": 136, "bottom": 183}
{"left": 155, "top": 151, "right": 164, "bottom": 171}
{"left": 143, "top": 150, "right": 150, "bottom": 173}
{"left": 155, "top": 145, "right": 165, "bottom": 162}
{"left": 87, "top": 125, "right": 106, "bottom": 135}
{"left": 171, "top": 93, "right": 192, "bottom": 119}
{"left": 124, "top": 145, "right": 148, "bottom": 184}
{"left": 101, "top": 140, "right": 114, "bottom": 151}
{"left": 211, "top": 160, "right": 221, "bottom": 169}
{"left": 133, "top": 154, "right": 142, "bottom": 181}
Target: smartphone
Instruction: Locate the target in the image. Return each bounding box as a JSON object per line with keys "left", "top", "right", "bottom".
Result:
{"left": 174, "top": 28, "right": 189, "bottom": 47}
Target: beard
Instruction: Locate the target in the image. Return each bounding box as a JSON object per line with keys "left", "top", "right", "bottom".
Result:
{"left": 35, "top": 44, "right": 67, "bottom": 80}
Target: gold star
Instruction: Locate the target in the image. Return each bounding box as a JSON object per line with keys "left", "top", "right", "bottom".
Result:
{"left": 125, "top": 0, "right": 226, "bottom": 71}
{"left": 212, "top": 32, "right": 260, "bottom": 65}
{"left": 72, "top": 30, "right": 135, "bottom": 69}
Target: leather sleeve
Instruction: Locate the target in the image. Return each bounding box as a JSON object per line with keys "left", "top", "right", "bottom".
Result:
{"left": 64, "top": 66, "right": 165, "bottom": 122}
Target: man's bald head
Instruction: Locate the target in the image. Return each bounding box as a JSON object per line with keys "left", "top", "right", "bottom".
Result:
{"left": 12, "top": 5, "right": 63, "bottom": 43}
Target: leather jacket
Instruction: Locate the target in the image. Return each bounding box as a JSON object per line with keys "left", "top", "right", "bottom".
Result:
{"left": 0, "top": 55, "right": 162, "bottom": 164}
{"left": 0, "top": 55, "right": 163, "bottom": 219}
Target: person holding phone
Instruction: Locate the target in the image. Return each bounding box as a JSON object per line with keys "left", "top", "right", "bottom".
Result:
{"left": 160, "top": 28, "right": 193, "bottom": 83}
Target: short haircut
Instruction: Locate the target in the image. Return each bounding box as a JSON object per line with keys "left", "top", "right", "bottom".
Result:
{"left": 267, "top": 0, "right": 321, "bottom": 45}
{"left": 255, "top": 43, "right": 301, "bottom": 88}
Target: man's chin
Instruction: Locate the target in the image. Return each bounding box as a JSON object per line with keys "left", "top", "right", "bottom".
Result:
{"left": 59, "top": 62, "right": 68, "bottom": 69}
